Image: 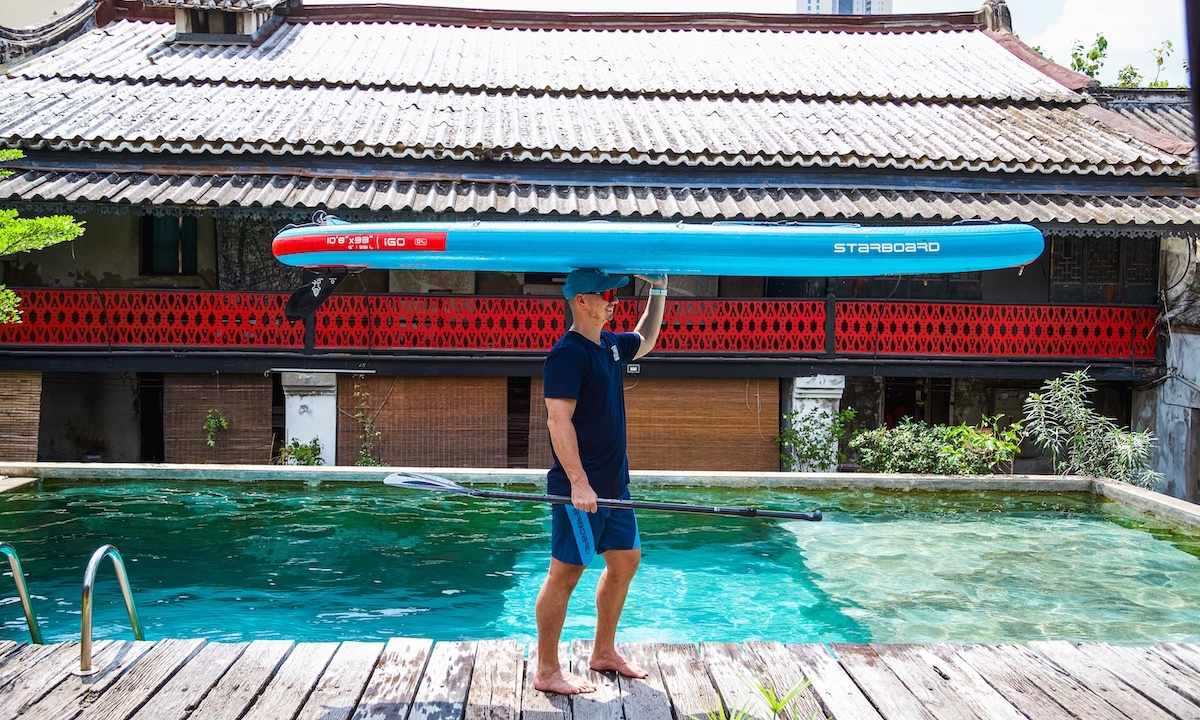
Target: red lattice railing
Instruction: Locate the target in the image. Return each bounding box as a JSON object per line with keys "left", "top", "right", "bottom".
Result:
{"left": 0, "top": 289, "right": 303, "bottom": 348}
{"left": 313, "top": 296, "right": 826, "bottom": 353}
{"left": 835, "top": 301, "right": 1157, "bottom": 359}
{"left": 0, "top": 289, "right": 1157, "bottom": 360}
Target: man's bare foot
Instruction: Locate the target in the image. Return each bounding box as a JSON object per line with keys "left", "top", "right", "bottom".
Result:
{"left": 533, "top": 668, "right": 596, "bottom": 695}
{"left": 589, "top": 652, "right": 649, "bottom": 679}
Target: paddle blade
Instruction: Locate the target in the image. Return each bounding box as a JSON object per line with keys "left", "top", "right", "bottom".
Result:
{"left": 284, "top": 271, "right": 344, "bottom": 321}
{"left": 383, "top": 471, "right": 470, "bottom": 494}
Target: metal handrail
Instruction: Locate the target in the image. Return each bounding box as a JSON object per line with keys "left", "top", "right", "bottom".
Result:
{"left": 74, "top": 544, "right": 145, "bottom": 676}
{"left": 0, "top": 542, "right": 43, "bottom": 644}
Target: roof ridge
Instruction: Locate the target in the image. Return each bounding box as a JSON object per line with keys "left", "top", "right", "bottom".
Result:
{"left": 286, "top": 4, "right": 983, "bottom": 33}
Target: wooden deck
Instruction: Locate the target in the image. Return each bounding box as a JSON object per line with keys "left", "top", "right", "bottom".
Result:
{"left": 2, "top": 638, "right": 1200, "bottom": 720}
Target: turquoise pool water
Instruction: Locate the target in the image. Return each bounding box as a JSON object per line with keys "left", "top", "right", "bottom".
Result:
{"left": 2, "top": 480, "right": 1200, "bottom": 645}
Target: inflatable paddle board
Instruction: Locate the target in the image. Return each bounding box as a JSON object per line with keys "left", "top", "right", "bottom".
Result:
{"left": 273, "top": 219, "right": 1044, "bottom": 277}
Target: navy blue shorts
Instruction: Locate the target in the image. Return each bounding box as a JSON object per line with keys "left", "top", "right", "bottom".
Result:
{"left": 550, "top": 495, "right": 640, "bottom": 566}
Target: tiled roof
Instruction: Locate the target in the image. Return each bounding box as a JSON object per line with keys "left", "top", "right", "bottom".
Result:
{"left": 4, "top": 169, "right": 1196, "bottom": 230}
{"left": 16, "top": 19, "right": 1079, "bottom": 102}
{"left": 0, "top": 7, "right": 1194, "bottom": 228}
{"left": 0, "top": 77, "right": 1184, "bottom": 175}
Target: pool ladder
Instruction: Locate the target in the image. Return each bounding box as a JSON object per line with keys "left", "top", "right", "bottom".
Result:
{"left": 0, "top": 541, "right": 43, "bottom": 644}
{"left": 75, "top": 544, "right": 146, "bottom": 675}
{"left": 1, "top": 542, "right": 145, "bottom": 675}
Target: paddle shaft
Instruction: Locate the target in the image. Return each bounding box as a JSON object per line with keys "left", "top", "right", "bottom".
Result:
{"left": 465, "top": 487, "right": 822, "bottom": 521}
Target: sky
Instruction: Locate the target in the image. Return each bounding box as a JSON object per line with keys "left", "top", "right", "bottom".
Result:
{"left": 0, "top": 0, "right": 1188, "bottom": 86}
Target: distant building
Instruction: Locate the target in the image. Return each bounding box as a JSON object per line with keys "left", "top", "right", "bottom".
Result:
{"left": 796, "top": 0, "right": 893, "bottom": 14}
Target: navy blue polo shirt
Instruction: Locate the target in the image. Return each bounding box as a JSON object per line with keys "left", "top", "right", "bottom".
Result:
{"left": 543, "top": 329, "right": 641, "bottom": 499}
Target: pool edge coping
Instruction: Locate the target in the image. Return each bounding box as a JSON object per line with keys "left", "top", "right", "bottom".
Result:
{"left": 3, "top": 462, "right": 1199, "bottom": 529}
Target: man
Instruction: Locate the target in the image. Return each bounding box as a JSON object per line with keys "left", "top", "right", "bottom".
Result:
{"left": 533, "top": 267, "right": 668, "bottom": 695}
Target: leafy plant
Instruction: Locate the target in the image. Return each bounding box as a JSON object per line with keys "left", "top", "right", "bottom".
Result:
{"left": 775, "top": 407, "right": 856, "bottom": 472}
{"left": 1023, "top": 369, "right": 1162, "bottom": 488}
{"left": 755, "top": 677, "right": 812, "bottom": 719}
{"left": 849, "top": 415, "right": 1021, "bottom": 475}
{"left": 276, "top": 437, "right": 324, "bottom": 466}
{"left": 1070, "top": 33, "right": 1108, "bottom": 78}
{"left": 203, "top": 408, "right": 228, "bottom": 447}
{"left": 1148, "top": 39, "right": 1174, "bottom": 88}
{"left": 352, "top": 371, "right": 384, "bottom": 466}
{"left": 0, "top": 149, "right": 85, "bottom": 323}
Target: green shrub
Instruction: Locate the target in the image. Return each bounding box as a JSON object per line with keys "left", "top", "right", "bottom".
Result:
{"left": 276, "top": 437, "right": 324, "bottom": 466}
{"left": 775, "top": 407, "right": 856, "bottom": 471}
{"left": 849, "top": 415, "right": 1021, "bottom": 475}
{"left": 1023, "top": 369, "right": 1161, "bottom": 488}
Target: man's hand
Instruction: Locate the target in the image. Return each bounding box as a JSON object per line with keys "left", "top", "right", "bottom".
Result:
{"left": 635, "top": 273, "right": 668, "bottom": 289}
{"left": 570, "top": 480, "right": 599, "bottom": 513}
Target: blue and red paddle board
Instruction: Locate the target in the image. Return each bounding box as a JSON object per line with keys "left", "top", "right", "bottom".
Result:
{"left": 272, "top": 220, "right": 1043, "bottom": 276}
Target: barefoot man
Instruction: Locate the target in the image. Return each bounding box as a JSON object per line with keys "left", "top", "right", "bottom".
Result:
{"left": 534, "top": 267, "right": 668, "bottom": 695}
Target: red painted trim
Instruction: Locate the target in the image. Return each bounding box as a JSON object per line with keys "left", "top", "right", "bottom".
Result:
{"left": 984, "top": 29, "right": 1095, "bottom": 91}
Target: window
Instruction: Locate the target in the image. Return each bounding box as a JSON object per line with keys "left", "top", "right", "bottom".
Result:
{"left": 140, "top": 216, "right": 198, "bottom": 275}
{"left": 1049, "top": 236, "right": 1158, "bottom": 304}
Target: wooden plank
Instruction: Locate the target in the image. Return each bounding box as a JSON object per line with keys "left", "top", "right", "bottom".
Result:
{"left": 1159, "top": 643, "right": 1200, "bottom": 675}
{"left": 241, "top": 641, "right": 339, "bottom": 720}
{"left": 777, "top": 644, "right": 884, "bottom": 720}
{"left": 1029, "top": 641, "right": 1176, "bottom": 720}
{"left": 21, "top": 640, "right": 157, "bottom": 720}
{"left": 75, "top": 637, "right": 207, "bottom": 720}
{"left": 465, "top": 640, "right": 524, "bottom": 720}
{"left": 701, "top": 642, "right": 770, "bottom": 719}
{"left": 988, "top": 644, "right": 1130, "bottom": 720}
{"left": 869, "top": 644, "right": 1001, "bottom": 720}
{"left": 1140, "top": 645, "right": 1200, "bottom": 697}
{"left": 520, "top": 644, "right": 570, "bottom": 720}
{"left": 127, "top": 642, "right": 247, "bottom": 720}
{"left": 830, "top": 644, "right": 937, "bottom": 720}
{"left": 0, "top": 640, "right": 19, "bottom": 662}
{"left": 654, "top": 643, "right": 723, "bottom": 720}
{"left": 950, "top": 644, "right": 1077, "bottom": 720}
{"left": 187, "top": 640, "right": 294, "bottom": 720}
{"left": 743, "top": 642, "right": 825, "bottom": 720}
{"left": 350, "top": 637, "right": 434, "bottom": 720}
{"left": 295, "top": 641, "right": 385, "bottom": 720}
{"left": 569, "top": 640, "right": 622, "bottom": 720}
{"left": 0, "top": 641, "right": 107, "bottom": 717}
{"left": 1074, "top": 643, "right": 1200, "bottom": 719}
{"left": 613, "top": 643, "right": 671, "bottom": 720}
{"left": 0, "top": 641, "right": 76, "bottom": 692}
{"left": 409, "top": 641, "right": 477, "bottom": 720}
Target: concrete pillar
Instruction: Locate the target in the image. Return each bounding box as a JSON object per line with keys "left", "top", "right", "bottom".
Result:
{"left": 281, "top": 372, "right": 337, "bottom": 465}
{"left": 784, "top": 375, "right": 847, "bottom": 472}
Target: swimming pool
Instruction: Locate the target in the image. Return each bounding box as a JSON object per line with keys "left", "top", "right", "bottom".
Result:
{"left": 2, "top": 479, "right": 1199, "bottom": 645}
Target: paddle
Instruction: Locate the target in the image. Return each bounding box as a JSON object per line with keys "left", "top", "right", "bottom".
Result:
{"left": 383, "top": 471, "right": 822, "bottom": 521}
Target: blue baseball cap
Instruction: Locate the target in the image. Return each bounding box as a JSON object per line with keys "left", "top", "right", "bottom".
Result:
{"left": 562, "top": 268, "right": 629, "bottom": 298}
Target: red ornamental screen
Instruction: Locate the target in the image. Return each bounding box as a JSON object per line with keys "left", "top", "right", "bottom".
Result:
{"left": 0, "top": 289, "right": 1156, "bottom": 360}
{"left": 0, "top": 289, "right": 303, "bottom": 348}
{"left": 835, "top": 301, "right": 1157, "bottom": 359}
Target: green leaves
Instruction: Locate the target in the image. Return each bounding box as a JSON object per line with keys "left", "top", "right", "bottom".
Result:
{"left": 775, "top": 407, "right": 856, "bottom": 472}
{"left": 1022, "top": 370, "right": 1161, "bottom": 489}
{"left": 849, "top": 415, "right": 1021, "bottom": 475}
{"left": 0, "top": 148, "right": 86, "bottom": 324}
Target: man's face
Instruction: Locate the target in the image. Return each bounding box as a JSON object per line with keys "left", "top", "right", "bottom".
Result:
{"left": 577, "top": 289, "right": 618, "bottom": 323}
